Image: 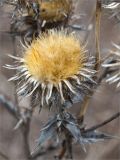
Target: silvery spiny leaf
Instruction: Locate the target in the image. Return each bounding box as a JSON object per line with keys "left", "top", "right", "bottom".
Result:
{"left": 61, "top": 112, "right": 84, "bottom": 144}
{"left": 31, "top": 112, "right": 84, "bottom": 155}
{"left": 64, "top": 119, "right": 86, "bottom": 151}
{"left": 36, "top": 115, "right": 58, "bottom": 145}
{"left": 63, "top": 119, "right": 81, "bottom": 142}
{"left": 31, "top": 116, "right": 58, "bottom": 156}
{"left": 31, "top": 112, "right": 119, "bottom": 156}
{"left": 81, "top": 130, "right": 115, "bottom": 144}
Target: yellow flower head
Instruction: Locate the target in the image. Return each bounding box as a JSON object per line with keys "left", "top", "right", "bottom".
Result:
{"left": 40, "top": 0, "right": 72, "bottom": 22}
{"left": 24, "top": 30, "right": 84, "bottom": 85}
{"left": 6, "top": 29, "right": 95, "bottom": 108}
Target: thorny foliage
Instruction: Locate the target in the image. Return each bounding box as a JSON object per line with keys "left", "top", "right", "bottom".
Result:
{"left": 102, "top": 0, "right": 120, "bottom": 21}
{"left": 0, "top": 0, "right": 120, "bottom": 160}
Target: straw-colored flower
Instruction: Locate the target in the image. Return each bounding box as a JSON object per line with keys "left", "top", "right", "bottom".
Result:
{"left": 5, "top": 29, "right": 95, "bottom": 108}
{"left": 102, "top": 43, "right": 120, "bottom": 88}
{"left": 28, "top": 0, "right": 72, "bottom": 23}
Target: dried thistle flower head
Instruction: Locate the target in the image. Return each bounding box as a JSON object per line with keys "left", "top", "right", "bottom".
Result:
{"left": 102, "top": 43, "right": 120, "bottom": 88}
{"left": 35, "top": 0, "right": 72, "bottom": 22}
{"left": 5, "top": 29, "right": 95, "bottom": 109}
{"left": 6, "top": 0, "right": 72, "bottom": 43}
{"left": 17, "top": 0, "right": 72, "bottom": 22}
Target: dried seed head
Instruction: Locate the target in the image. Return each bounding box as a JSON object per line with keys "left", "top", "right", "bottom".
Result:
{"left": 24, "top": 30, "right": 85, "bottom": 85}
{"left": 8, "top": 0, "right": 72, "bottom": 42}
{"left": 39, "top": 0, "right": 72, "bottom": 22}
{"left": 102, "top": 43, "right": 120, "bottom": 88}
{"left": 6, "top": 29, "right": 95, "bottom": 109}
{"left": 26, "top": 0, "right": 72, "bottom": 22}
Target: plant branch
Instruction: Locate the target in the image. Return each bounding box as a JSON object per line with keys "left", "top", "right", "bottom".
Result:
{"left": 20, "top": 93, "right": 37, "bottom": 160}
{"left": 77, "top": 0, "right": 102, "bottom": 120}
{"left": 95, "top": 0, "right": 101, "bottom": 71}
{"left": 84, "top": 112, "right": 120, "bottom": 133}
{"left": 0, "top": 94, "right": 19, "bottom": 119}
{"left": 21, "top": 115, "right": 31, "bottom": 160}
{"left": 0, "top": 150, "right": 9, "bottom": 160}
{"left": 11, "top": 34, "right": 20, "bottom": 112}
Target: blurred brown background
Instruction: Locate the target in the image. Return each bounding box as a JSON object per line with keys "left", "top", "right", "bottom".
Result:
{"left": 0, "top": 0, "right": 120, "bottom": 160}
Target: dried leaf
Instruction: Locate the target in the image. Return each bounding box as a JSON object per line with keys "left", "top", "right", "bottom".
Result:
{"left": 82, "top": 130, "right": 114, "bottom": 143}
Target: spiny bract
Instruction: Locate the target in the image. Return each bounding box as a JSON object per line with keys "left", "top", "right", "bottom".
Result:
{"left": 102, "top": 43, "right": 120, "bottom": 88}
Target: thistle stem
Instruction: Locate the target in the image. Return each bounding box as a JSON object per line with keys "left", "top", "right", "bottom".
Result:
{"left": 12, "top": 35, "right": 19, "bottom": 111}
{"left": 77, "top": 0, "right": 102, "bottom": 120}
{"left": 84, "top": 112, "right": 120, "bottom": 133}
{"left": 95, "top": 0, "right": 101, "bottom": 71}
{"left": 77, "top": 96, "right": 90, "bottom": 122}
